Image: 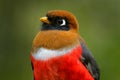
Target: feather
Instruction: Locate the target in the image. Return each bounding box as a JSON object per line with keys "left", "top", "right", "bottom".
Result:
{"left": 80, "top": 38, "right": 100, "bottom": 80}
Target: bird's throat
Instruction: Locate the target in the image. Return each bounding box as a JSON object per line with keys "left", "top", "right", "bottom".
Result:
{"left": 32, "top": 30, "right": 79, "bottom": 51}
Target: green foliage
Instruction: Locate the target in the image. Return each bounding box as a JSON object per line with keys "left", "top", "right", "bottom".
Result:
{"left": 0, "top": 0, "right": 120, "bottom": 80}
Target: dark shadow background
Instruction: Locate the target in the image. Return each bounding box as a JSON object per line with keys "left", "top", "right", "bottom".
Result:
{"left": 0, "top": 0, "right": 120, "bottom": 80}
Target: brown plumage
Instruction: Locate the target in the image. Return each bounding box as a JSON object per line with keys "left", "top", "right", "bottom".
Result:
{"left": 47, "top": 10, "right": 79, "bottom": 32}
{"left": 32, "top": 30, "right": 79, "bottom": 50}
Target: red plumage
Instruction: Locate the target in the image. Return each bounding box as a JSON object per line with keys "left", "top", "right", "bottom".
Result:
{"left": 31, "top": 46, "right": 94, "bottom": 80}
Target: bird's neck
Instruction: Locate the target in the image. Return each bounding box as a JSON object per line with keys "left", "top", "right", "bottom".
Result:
{"left": 32, "top": 30, "right": 79, "bottom": 51}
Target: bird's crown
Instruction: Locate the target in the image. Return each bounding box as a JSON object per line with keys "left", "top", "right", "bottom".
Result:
{"left": 41, "top": 10, "right": 79, "bottom": 32}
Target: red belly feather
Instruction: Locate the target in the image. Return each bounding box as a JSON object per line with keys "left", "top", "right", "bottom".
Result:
{"left": 31, "top": 46, "right": 94, "bottom": 80}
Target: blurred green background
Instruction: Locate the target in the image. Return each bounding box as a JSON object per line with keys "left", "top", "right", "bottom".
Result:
{"left": 0, "top": 0, "right": 120, "bottom": 80}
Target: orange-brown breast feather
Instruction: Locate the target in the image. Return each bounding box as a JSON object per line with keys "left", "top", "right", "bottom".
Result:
{"left": 32, "top": 30, "right": 79, "bottom": 51}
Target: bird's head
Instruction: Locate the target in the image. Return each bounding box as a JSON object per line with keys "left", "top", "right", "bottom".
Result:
{"left": 40, "top": 10, "right": 79, "bottom": 33}
{"left": 32, "top": 10, "right": 80, "bottom": 50}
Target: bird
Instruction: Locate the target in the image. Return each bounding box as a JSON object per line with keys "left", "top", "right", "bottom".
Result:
{"left": 30, "top": 10, "right": 100, "bottom": 80}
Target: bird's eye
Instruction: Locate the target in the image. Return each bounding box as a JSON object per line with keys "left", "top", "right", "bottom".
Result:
{"left": 57, "top": 19, "right": 66, "bottom": 26}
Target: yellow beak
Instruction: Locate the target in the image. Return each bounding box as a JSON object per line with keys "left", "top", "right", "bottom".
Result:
{"left": 40, "top": 17, "right": 50, "bottom": 24}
